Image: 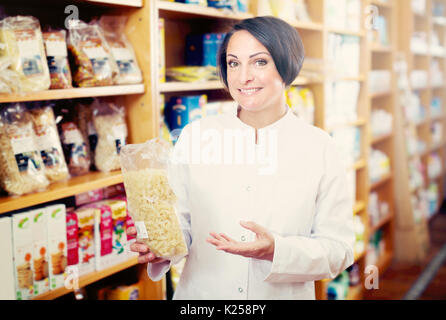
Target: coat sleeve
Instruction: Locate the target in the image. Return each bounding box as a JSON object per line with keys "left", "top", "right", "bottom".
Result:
{"left": 147, "top": 126, "right": 193, "bottom": 282}
{"left": 254, "top": 136, "right": 355, "bottom": 283}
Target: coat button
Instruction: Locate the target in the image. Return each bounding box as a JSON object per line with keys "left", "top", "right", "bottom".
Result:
{"left": 238, "top": 287, "right": 243, "bottom": 293}
{"left": 246, "top": 186, "right": 251, "bottom": 192}
{"left": 241, "top": 236, "right": 246, "bottom": 241}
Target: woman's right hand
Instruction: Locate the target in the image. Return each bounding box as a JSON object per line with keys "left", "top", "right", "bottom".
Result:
{"left": 127, "top": 226, "right": 167, "bottom": 264}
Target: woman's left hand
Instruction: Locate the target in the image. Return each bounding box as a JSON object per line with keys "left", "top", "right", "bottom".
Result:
{"left": 206, "top": 221, "right": 275, "bottom": 261}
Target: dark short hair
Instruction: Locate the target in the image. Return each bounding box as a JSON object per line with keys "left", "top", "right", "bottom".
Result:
{"left": 218, "top": 16, "right": 305, "bottom": 88}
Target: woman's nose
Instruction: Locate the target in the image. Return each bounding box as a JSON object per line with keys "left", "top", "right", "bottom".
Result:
{"left": 239, "top": 65, "right": 254, "bottom": 84}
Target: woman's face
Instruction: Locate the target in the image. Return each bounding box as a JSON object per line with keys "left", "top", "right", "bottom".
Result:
{"left": 226, "top": 30, "right": 285, "bottom": 113}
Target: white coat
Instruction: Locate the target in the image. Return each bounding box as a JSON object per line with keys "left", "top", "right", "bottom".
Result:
{"left": 147, "top": 107, "right": 355, "bottom": 300}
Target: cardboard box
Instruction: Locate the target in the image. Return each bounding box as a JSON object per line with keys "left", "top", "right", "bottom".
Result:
{"left": 0, "top": 216, "right": 16, "bottom": 300}
{"left": 75, "top": 206, "right": 96, "bottom": 275}
{"left": 66, "top": 211, "right": 79, "bottom": 267}
{"left": 12, "top": 211, "right": 35, "bottom": 300}
{"left": 46, "top": 204, "right": 67, "bottom": 290}
{"left": 113, "top": 195, "right": 138, "bottom": 259}
{"left": 30, "top": 208, "right": 49, "bottom": 296}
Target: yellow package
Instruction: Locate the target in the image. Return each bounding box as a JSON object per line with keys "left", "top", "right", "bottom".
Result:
{"left": 0, "top": 16, "right": 51, "bottom": 93}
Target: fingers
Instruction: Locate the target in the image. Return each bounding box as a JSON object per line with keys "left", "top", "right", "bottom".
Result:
{"left": 240, "top": 221, "right": 265, "bottom": 236}
{"left": 130, "top": 242, "right": 150, "bottom": 255}
{"left": 127, "top": 226, "right": 137, "bottom": 237}
{"left": 137, "top": 252, "right": 164, "bottom": 264}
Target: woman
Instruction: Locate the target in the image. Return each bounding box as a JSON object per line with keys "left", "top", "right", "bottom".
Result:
{"left": 128, "top": 16, "right": 355, "bottom": 300}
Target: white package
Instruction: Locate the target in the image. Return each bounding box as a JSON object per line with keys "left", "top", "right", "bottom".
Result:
{"left": 46, "top": 204, "right": 67, "bottom": 290}
{"left": 0, "top": 216, "right": 15, "bottom": 300}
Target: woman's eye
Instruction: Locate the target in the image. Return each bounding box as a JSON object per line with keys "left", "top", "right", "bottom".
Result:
{"left": 255, "top": 59, "right": 267, "bottom": 67}
{"left": 228, "top": 61, "right": 239, "bottom": 68}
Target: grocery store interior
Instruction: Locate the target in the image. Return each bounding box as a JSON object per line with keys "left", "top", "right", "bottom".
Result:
{"left": 0, "top": 0, "right": 446, "bottom": 301}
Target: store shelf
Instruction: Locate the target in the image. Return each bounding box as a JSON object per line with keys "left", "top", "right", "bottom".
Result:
{"left": 157, "top": 0, "right": 253, "bottom": 20}
{"left": 0, "top": 84, "right": 145, "bottom": 103}
{"left": 289, "top": 20, "right": 324, "bottom": 32}
{"left": 0, "top": 171, "right": 123, "bottom": 215}
{"left": 327, "top": 28, "right": 365, "bottom": 37}
{"left": 370, "top": 172, "right": 392, "bottom": 190}
{"left": 372, "top": 132, "right": 393, "bottom": 145}
{"left": 326, "top": 118, "right": 367, "bottom": 132}
{"left": 85, "top": 0, "right": 143, "bottom": 7}
{"left": 33, "top": 257, "right": 138, "bottom": 300}
{"left": 349, "top": 159, "right": 367, "bottom": 171}
{"left": 159, "top": 81, "right": 224, "bottom": 93}
{"left": 354, "top": 200, "right": 366, "bottom": 215}
{"left": 346, "top": 285, "right": 363, "bottom": 300}
{"left": 370, "top": 213, "right": 394, "bottom": 234}
{"left": 371, "top": 44, "right": 393, "bottom": 53}
{"left": 354, "top": 250, "right": 366, "bottom": 262}
{"left": 370, "top": 90, "right": 392, "bottom": 99}
{"left": 376, "top": 251, "right": 393, "bottom": 274}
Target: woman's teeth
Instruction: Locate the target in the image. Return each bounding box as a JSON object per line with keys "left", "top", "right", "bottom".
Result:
{"left": 239, "top": 88, "right": 261, "bottom": 95}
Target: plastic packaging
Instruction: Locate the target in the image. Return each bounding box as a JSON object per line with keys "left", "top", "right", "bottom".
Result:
{"left": 67, "top": 20, "right": 117, "bottom": 87}
{"left": 99, "top": 16, "right": 142, "bottom": 85}
{"left": 91, "top": 99, "right": 127, "bottom": 172}
{"left": 120, "top": 138, "right": 188, "bottom": 263}
{"left": 43, "top": 30, "right": 73, "bottom": 89}
{"left": 28, "top": 101, "right": 70, "bottom": 183}
{"left": 0, "top": 103, "right": 49, "bottom": 196}
{"left": 76, "top": 99, "right": 96, "bottom": 169}
{"left": 55, "top": 102, "right": 90, "bottom": 176}
{"left": 0, "top": 16, "right": 51, "bottom": 92}
{"left": 0, "top": 56, "right": 21, "bottom": 93}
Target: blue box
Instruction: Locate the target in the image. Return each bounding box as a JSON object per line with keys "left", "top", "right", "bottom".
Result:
{"left": 164, "top": 95, "right": 207, "bottom": 133}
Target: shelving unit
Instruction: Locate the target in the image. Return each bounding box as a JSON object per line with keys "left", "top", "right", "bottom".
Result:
{"left": 0, "top": 0, "right": 163, "bottom": 300}
{"left": 392, "top": 0, "right": 446, "bottom": 264}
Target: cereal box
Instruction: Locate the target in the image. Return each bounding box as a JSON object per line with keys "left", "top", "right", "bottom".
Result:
{"left": 90, "top": 202, "right": 114, "bottom": 270}
{"left": 30, "top": 208, "right": 49, "bottom": 295}
{"left": 46, "top": 204, "right": 67, "bottom": 290}
{"left": 0, "top": 216, "right": 16, "bottom": 300}
{"left": 12, "top": 211, "right": 35, "bottom": 300}
{"left": 75, "top": 188, "right": 104, "bottom": 207}
{"left": 101, "top": 199, "right": 129, "bottom": 264}
{"left": 75, "top": 206, "right": 96, "bottom": 275}
{"left": 113, "top": 195, "right": 138, "bottom": 259}
{"left": 66, "top": 211, "right": 79, "bottom": 267}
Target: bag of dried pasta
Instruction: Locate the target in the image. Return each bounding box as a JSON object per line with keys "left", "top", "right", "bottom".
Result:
{"left": 0, "top": 56, "right": 21, "bottom": 93}
{"left": 27, "top": 101, "right": 70, "bottom": 183}
{"left": 0, "top": 16, "right": 51, "bottom": 92}
{"left": 0, "top": 102, "right": 49, "bottom": 196}
{"left": 43, "top": 29, "right": 73, "bottom": 89}
{"left": 99, "top": 15, "right": 142, "bottom": 85}
{"left": 76, "top": 99, "right": 97, "bottom": 169}
{"left": 54, "top": 101, "right": 90, "bottom": 176}
{"left": 67, "top": 19, "right": 118, "bottom": 87}
{"left": 91, "top": 98, "right": 127, "bottom": 172}
{"left": 120, "top": 138, "right": 188, "bottom": 263}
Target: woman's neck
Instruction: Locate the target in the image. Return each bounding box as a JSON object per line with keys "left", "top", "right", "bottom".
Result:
{"left": 238, "top": 102, "right": 288, "bottom": 130}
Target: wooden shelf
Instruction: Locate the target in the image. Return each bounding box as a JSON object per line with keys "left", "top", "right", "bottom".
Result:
{"left": 157, "top": 0, "right": 253, "bottom": 20}
{"left": 370, "top": 0, "right": 394, "bottom": 8}
{"left": 0, "top": 84, "right": 145, "bottom": 103}
{"left": 85, "top": 0, "right": 143, "bottom": 7}
{"left": 349, "top": 159, "right": 367, "bottom": 171}
{"left": 372, "top": 132, "right": 393, "bottom": 145}
{"left": 370, "top": 172, "right": 392, "bottom": 190}
{"left": 33, "top": 257, "right": 138, "bottom": 300}
{"left": 354, "top": 201, "right": 366, "bottom": 215}
{"left": 346, "top": 285, "right": 363, "bottom": 300}
{"left": 354, "top": 250, "right": 366, "bottom": 262}
{"left": 370, "top": 213, "right": 393, "bottom": 234}
{"left": 159, "top": 81, "right": 224, "bottom": 93}
{"left": 326, "top": 118, "right": 367, "bottom": 132}
{"left": 371, "top": 44, "right": 393, "bottom": 53}
{"left": 0, "top": 171, "right": 123, "bottom": 215}
{"left": 370, "top": 91, "right": 392, "bottom": 99}
{"left": 289, "top": 20, "right": 324, "bottom": 32}
{"left": 376, "top": 250, "right": 393, "bottom": 274}
{"left": 327, "top": 28, "right": 365, "bottom": 37}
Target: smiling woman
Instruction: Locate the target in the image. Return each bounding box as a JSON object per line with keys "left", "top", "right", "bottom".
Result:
{"left": 128, "top": 16, "right": 355, "bottom": 301}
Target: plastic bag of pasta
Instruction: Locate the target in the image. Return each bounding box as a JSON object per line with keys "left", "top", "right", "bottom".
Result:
{"left": 0, "top": 56, "right": 21, "bottom": 93}
{"left": 43, "top": 29, "right": 73, "bottom": 89}
{"left": 99, "top": 16, "right": 142, "bottom": 85}
{"left": 91, "top": 99, "right": 127, "bottom": 172}
{"left": 0, "top": 103, "right": 49, "bottom": 196}
{"left": 120, "top": 138, "right": 188, "bottom": 263}
{"left": 54, "top": 101, "right": 90, "bottom": 176}
{"left": 27, "top": 101, "right": 70, "bottom": 183}
{"left": 0, "top": 16, "right": 51, "bottom": 92}
{"left": 67, "top": 19, "right": 118, "bottom": 87}
{"left": 76, "top": 99, "right": 96, "bottom": 169}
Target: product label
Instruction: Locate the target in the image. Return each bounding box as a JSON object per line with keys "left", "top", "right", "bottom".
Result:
{"left": 11, "top": 136, "right": 42, "bottom": 172}
{"left": 111, "top": 47, "right": 135, "bottom": 74}
{"left": 44, "top": 39, "right": 68, "bottom": 57}
{"left": 15, "top": 29, "right": 44, "bottom": 77}
{"left": 135, "top": 221, "right": 148, "bottom": 239}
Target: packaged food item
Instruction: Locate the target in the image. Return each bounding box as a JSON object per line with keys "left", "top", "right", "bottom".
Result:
{"left": 103, "top": 183, "right": 125, "bottom": 199}
{"left": 74, "top": 206, "right": 96, "bottom": 275}
{"left": 67, "top": 19, "right": 117, "bottom": 87}
{"left": 0, "top": 56, "right": 21, "bottom": 93}
{"left": 99, "top": 16, "right": 142, "bottom": 85}
{"left": 102, "top": 199, "right": 129, "bottom": 265}
{"left": 0, "top": 103, "right": 49, "bottom": 196}
{"left": 28, "top": 101, "right": 70, "bottom": 183}
{"left": 92, "top": 99, "right": 127, "bottom": 172}
{"left": 92, "top": 202, "right": 114, "bottom": 271}
{"left": 103, "top": 282, "right": 141, "bottom": 300}
{"left": 30, "top": 208, "right": 49, "bottom": 296}
{"left": 76, "top": 99, "right": 96, "bottom": 168}
{"left": 0, "top": 216, "right": 16, "bottom": 300}
{"left": 55, "top": 102, "right": 90, "bottom": 176}
{"left": 43, "top": 30, "right": 73, "bottom": 89}
{"left": 46, "top": 204, "right": 67, "bottom": 290}
{"left": 0, "top": 16, "right": 51, "bottom": 92}
{"left": 120, "top": 138, "right": 188, "bottom": 264}
{"left": 12, "top": 211, "right": 35, "bottom": 300}
{"left": 66, "top": 211, "right": 79, "bottom": 267}
{"left": 75, "top": 188, "right": 104, "bottom": 207}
